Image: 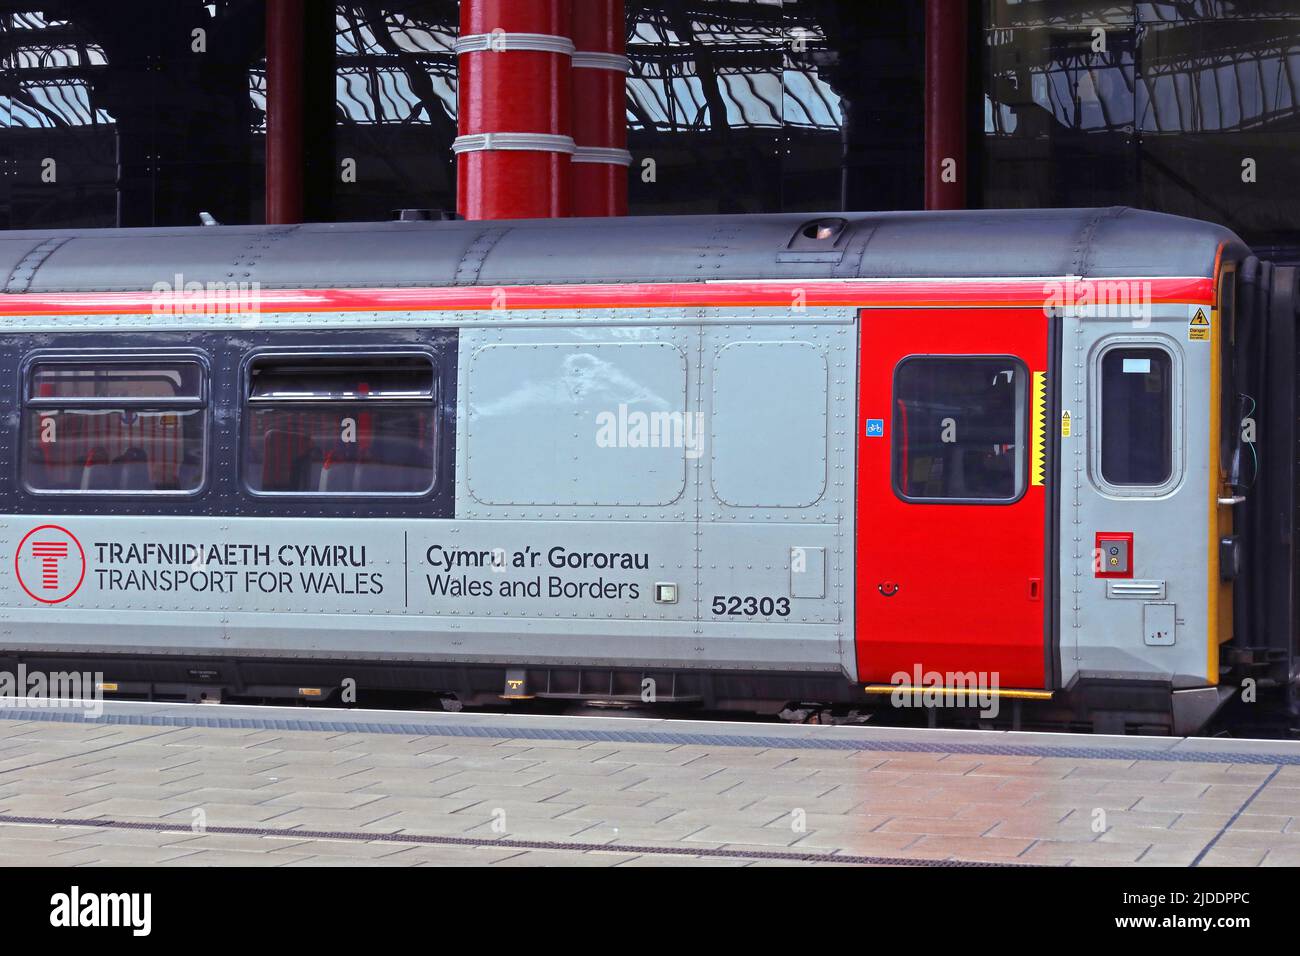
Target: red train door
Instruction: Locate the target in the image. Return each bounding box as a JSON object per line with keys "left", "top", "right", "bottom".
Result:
{"left": 857, "top": 308, "right": 1049, "bottom": 691}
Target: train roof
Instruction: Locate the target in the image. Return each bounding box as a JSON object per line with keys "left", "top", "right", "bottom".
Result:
{"left": 0, "top": 206, "right": 1245, "bottom": 294}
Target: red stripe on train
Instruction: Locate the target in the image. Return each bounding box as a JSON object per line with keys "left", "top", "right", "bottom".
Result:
{"left": 0, "top": 278, "right": 1214, "bottom": 316}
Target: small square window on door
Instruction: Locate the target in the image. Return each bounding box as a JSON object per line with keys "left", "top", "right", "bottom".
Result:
{"left": 1091, "top": 342, "right": 1181, "bottom": 496}
{"left": 892, "top": 356, "right": 1027, "bottom": 503}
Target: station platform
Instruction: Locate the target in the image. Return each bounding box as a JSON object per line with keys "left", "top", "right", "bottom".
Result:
{"left": 0, "top": 700, "right": 1296, "bottom": 867}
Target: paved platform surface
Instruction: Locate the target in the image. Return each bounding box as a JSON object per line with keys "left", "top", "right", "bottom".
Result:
{"left": 0, "top": 700, "right": 1297, "bottom": 867}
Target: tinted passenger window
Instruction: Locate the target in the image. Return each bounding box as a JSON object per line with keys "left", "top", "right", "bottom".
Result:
{"left": 22, "top": 360, "right": 206, "bottom": 494}
{"left": 893, "top": 357, "right": 1025, "bottom": 502}
{"left": 243, "top": 354, "right": 437, "bottom": 495}
{"left": 1100, "top": 348, "right": 1173, "bottom": 486}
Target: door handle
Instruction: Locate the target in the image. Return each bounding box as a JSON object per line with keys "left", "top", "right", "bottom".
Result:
{"left": 877, "top": 582, "right": 900, "bottom": 598}
{"left": 1028, "top": 578, "right": 1041, "bottom": 601}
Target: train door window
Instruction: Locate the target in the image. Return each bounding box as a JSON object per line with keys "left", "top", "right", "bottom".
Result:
{"left": 243, "top": 353, "right": 437, "bottom": 495}
{"left": 1098, "top": 346, "right": 1175, "bottom": 487}
{"left": 22, "top": 358, "right": 207, "bottom": 494}
{"left": 892, "top": 356, "right": 1027, "bottom": 502}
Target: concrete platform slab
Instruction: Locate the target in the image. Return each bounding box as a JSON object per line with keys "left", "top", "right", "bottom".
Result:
{"left": 0, "top": 699, "right": 1297, "bottom": 867}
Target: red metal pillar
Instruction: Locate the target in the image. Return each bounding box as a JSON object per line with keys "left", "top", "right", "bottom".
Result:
{"left": 924, "top": 0, "right": 968, "bottom": 210}
{"left": 570, "top": 1, "right": 629, "bottom": 217}
{"left": 456, "top": 0, "right": 574, "bottom": 220}
{"left": 265, "top": 0, "right": 304, "bottom": 224}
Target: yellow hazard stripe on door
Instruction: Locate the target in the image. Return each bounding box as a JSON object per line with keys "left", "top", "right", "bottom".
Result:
{"left": 1031, "top": 370, "right": 1047, "bottom": 486}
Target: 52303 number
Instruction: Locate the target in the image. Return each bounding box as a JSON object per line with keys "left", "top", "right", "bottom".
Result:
{"left": 710, "top": 595, "right": 791, "bottom": 617}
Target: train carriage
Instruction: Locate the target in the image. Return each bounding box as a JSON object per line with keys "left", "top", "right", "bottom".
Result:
{"left": 1, "top": 206, "right": 1295, "bottom": 733}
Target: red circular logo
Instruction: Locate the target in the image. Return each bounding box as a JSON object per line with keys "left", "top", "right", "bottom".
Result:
{"left": 14, "top": 525, "right": 86, "bottom": 605}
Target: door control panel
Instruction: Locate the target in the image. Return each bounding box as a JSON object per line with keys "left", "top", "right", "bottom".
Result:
{"left": 1095, "top": 531, "right": 1133, "bottom": 579}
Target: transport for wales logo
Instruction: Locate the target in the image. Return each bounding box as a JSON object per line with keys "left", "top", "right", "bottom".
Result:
{"left": 14, "top": 525, "right": 86, "bottom": 604}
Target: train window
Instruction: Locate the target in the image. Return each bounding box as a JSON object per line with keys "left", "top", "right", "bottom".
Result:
{"left": 29, "top": 363, "right": 204, "bottom": 400}
{"left": 1099, "top": 347, "right": 1173, "bottom": 486}
{"left": 22, "top": 359, "right": 207, "bottom": 495}
{"left": 892, "top": 357, "right": 1027, "bottom": 503}
{"left": 243, "top": 354, "right": 437, "bottom": 495}
{"left": 249, "top": 365, "right": 432, "bottom": 402}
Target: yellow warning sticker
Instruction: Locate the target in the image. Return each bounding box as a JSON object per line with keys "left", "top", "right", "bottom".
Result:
{"left": 1188, "top": 307, "right": 1211, "bottom": 341}
{"left": 1061, "top": 410, "right": 1072, "bottom": 438}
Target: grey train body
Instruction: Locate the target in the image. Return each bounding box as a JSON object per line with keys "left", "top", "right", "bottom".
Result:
{"left": 0, "top": 208, "right": 1294, "bottom": 729}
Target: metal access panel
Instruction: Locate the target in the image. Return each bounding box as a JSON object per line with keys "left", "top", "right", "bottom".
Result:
{"left": 790, "top": 546, "right": 826, "bottom": 599}
{"left": 466, "top": 341, "right": 689, "bottom": 507}
{"left": 1144, "top": 603, "right": 1177, "bottom": 646}
{"left": 711, "top": 341, "right": 827, "bottom": 508}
